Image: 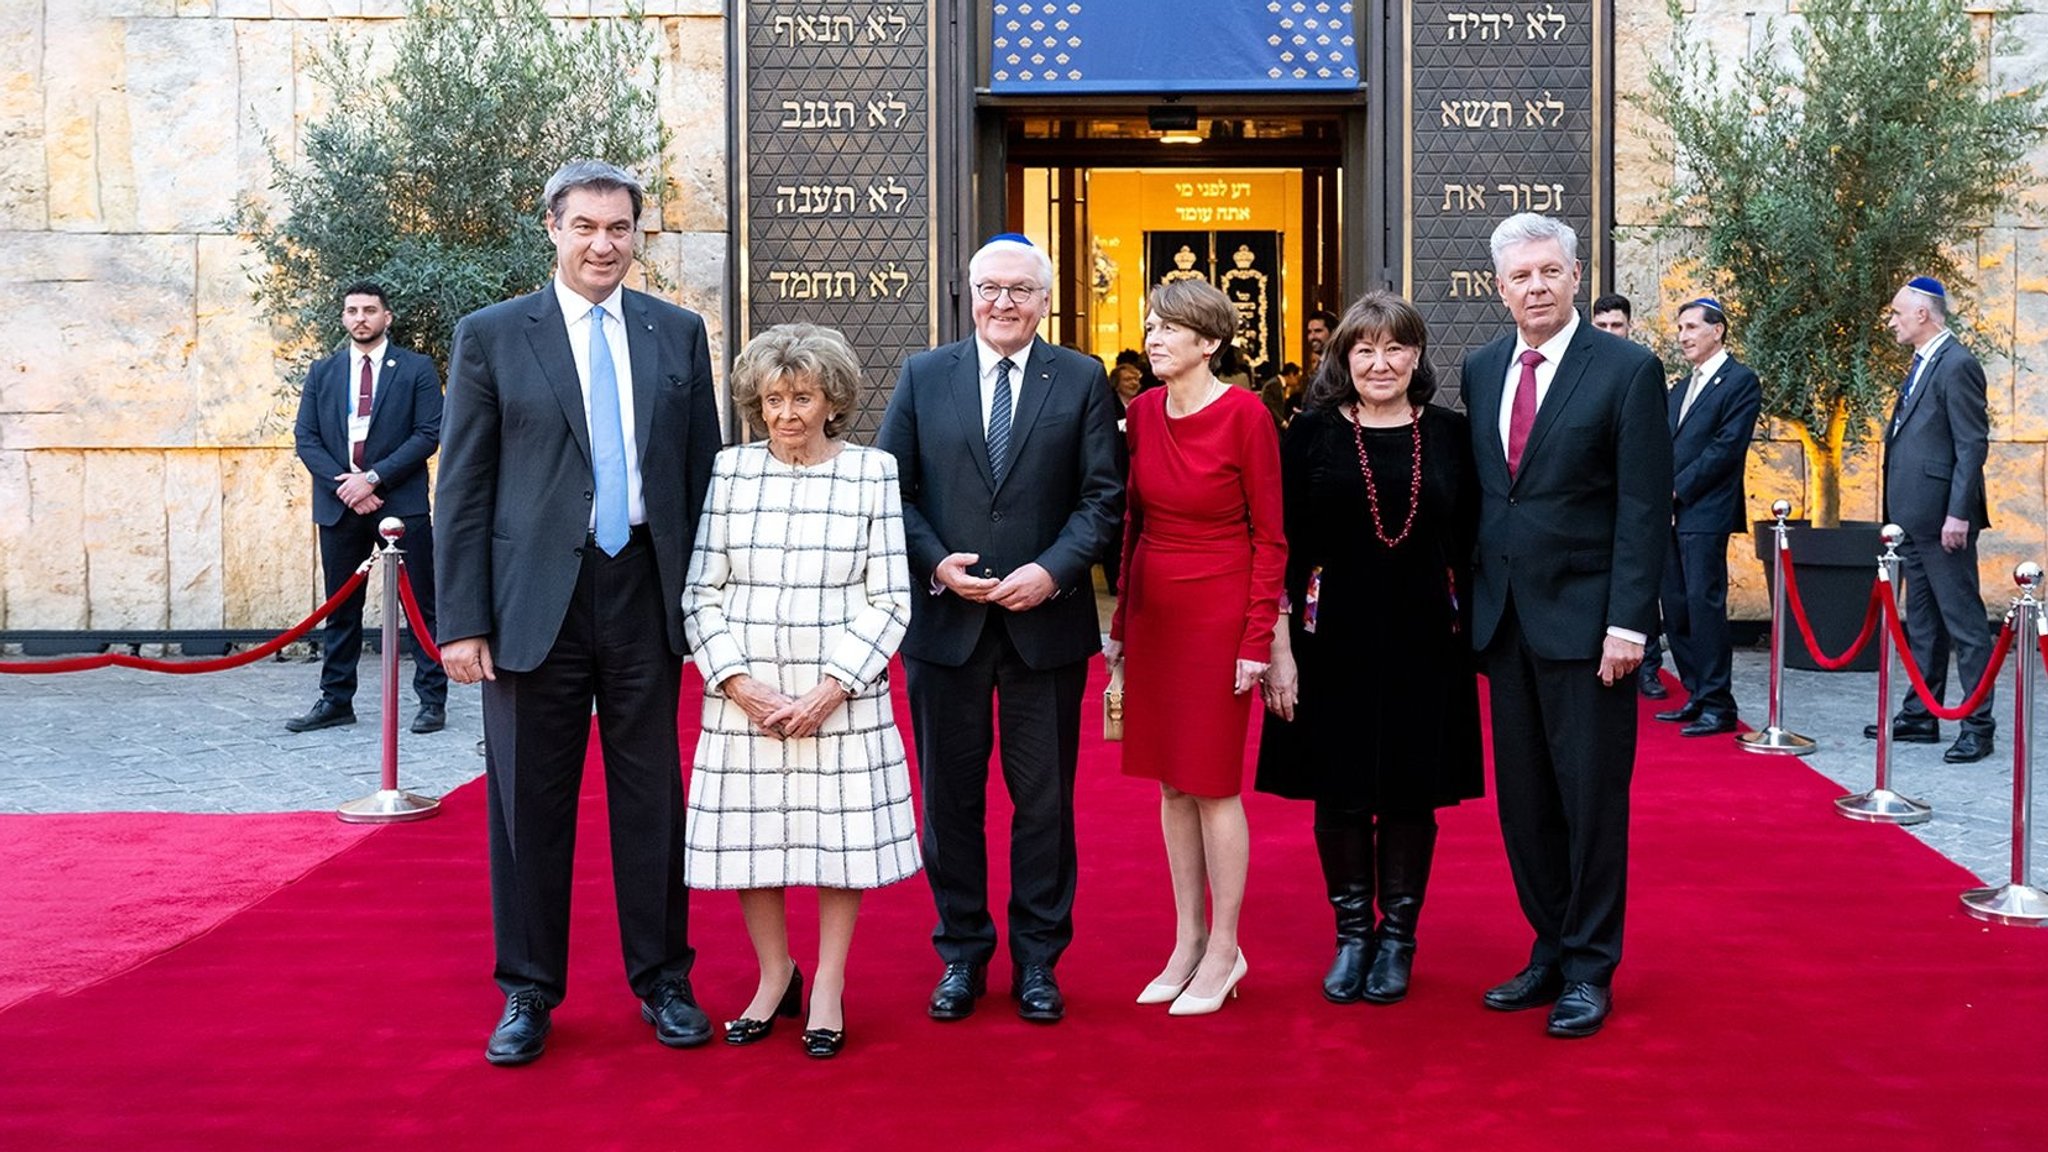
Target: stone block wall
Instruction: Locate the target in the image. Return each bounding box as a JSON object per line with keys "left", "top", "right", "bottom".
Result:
{"left": 1615, "top": 0, "right": 2048, "bottom": 618}
{"left": 0, "top": 1, "right": 727, "bottom": 633}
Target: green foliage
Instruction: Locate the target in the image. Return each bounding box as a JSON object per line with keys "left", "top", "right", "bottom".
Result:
{"left": 1642, "top": 0, "right": 2044, "bottom": 523}
{"left": 233, "top": 0, "right": 669, "bottom": 391}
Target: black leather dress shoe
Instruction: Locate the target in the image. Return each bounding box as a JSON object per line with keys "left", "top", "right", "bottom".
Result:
{"left": 927, "top": 963, "right": 987, "bottom": 1021}
{"left": 1864, "top": 720, "right": 1940, "bottom": 743}
{"left": 1482, "top": 963, "right": 1564, "bottom": 1011}
{"left": 1680, "top": 713, "right": 1738, "bottom": 737}
{"left": 410, "top": 704, "right": 446, "bottom": 734}
{"left": 1944, "top": 731, "right": 1994, "bottom": 764}
{"left": 642, "top": 976, "right": 713, "bottom": 1048}
{"left": 1638, "top": 670, "right": 1669, "bottom": 699}
{"left": 485, "top": 989, "right": 551, "bottom": 1066}
{"left": 1545, "top": 982, "right": 1612, "bottom": 1038}
{"left": 1013, "top": 964, "right": 1064, "bottom": 1023}
{"left": 285, "top": 699, "right": 356, "bottom": 733}
{"left": 1653, "top": 702, "right": 1703, "bottom": 724}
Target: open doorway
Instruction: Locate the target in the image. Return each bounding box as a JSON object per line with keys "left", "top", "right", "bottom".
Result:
{"left": 989, "top": 112, "right": 1350, "bottom": 380}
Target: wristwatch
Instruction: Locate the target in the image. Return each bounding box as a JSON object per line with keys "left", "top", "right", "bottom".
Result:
{"left": 363, "top": 469, "right": 381, "bottom": 488}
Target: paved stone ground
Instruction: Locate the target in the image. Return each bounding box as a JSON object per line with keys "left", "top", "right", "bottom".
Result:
{"left": 0, "top": 654, "right": 485, "bottom": 815}
{"left": 3, "top": 636, "right": 2045, "bottom": 889}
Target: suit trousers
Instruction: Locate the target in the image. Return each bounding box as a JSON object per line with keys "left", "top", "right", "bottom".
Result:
{"left": 482, "top": 531, "right": 693, "bottom": 1004}
{"left": 1482, "top": 599, "right": 1635, "bottom": 986}
{"left": 907, "top": 615, "right": 1087, "bottom": 970}
{"left": 1896, "top": 531, "right": 1996, "bottom": 736}
{"left": 1660, "top": 531, "right": 1736, "bottom": 716}
{"left": 316, "top": 510, "right": 447, "bottom": 709}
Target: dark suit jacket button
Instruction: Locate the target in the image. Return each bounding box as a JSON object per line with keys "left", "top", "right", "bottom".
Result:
{"left": 583, "top": 490, "right": 593, "bottom": 500}
{"left": 991, "top": 511, "right": 1004, "bottom": 521}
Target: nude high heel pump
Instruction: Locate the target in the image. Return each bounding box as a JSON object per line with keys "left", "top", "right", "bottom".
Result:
{"left": 1168, "top": 950, "right": 1247, "bottom": 1016}
{"left": 1136, "top": 969, "right": 1195, "bottom": 1005}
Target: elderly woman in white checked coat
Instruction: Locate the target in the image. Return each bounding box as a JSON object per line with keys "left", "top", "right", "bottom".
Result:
{"left": 682, "top": 323, "right": 919, "bottom": 1059}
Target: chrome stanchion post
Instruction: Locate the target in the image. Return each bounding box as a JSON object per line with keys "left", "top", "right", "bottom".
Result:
{"left": 1836, "top": 524, "right": 1931, "bottom": 824}
{"left": 338, "top": 517, "right": 440, "bottom": 824}
{"left": 1960, "top": 562, "right": 2048, "bottom": 924}
{"left": 1740, "top": 499, "right": 1816, "bottom": 755}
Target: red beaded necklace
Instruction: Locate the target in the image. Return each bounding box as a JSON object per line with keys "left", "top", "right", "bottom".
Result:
{"left": 1349, "top": 404, "right": 1424, "bottom": 548}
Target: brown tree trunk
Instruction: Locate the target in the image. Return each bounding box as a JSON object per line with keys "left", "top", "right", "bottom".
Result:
{"left": 1792, "top": 400, "right": 1849, "bottom": 527}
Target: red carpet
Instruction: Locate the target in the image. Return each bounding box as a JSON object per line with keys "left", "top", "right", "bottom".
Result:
{"left": 1, "top": 667, "right": 2044, "bottom": 1150}
{"left": 0, "top": 814, "right": 371, "bottom": 1012}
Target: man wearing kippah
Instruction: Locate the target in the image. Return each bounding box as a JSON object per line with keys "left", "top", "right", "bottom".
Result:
{"left": 1650, "top": 298, "right": 1760, "bottom": 737}
{"left": 1865, "top": 277, "right": 1996, "bottom": 763}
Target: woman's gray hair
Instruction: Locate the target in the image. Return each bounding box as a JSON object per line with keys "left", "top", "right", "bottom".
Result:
{"left": 1489, "top": 213, "right": 1578, "bottom": 273}
{"left": 543, "top": 159, "right": 645, "bottom": 223}
{"left": 730, "top": 323, "right": 863, "bottom": 440}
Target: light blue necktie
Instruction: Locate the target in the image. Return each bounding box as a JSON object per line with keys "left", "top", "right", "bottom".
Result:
{"left": 1891, "top": 352, "right": 1924, "bottom": 436}
{"left": 988, "top": 357, "right": 1015, "bottom": 481}
{"left": 588, "top": 304, "right": 629, "bottom": 556}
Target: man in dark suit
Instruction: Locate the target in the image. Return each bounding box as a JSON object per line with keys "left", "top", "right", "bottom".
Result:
{"left": 1463, "top": 214, "right": 1671, "bottom": 1038}
{"left": 436, "top": 160, "right": 720, "bottom": 1065}
{"left": 1651, "top": 298, "right": 1761, "bottom": 737}
{"left": 287, "top": 280, "right": 448, "bottom": 735}
{"left": 877, "top": 235, "right": 1123, "bottom": 1025}
{"left": 1590, "top": 292, "right": 1671, "bottom": 702}
{"left": 1864, "top": 276, "right": 1995, "bottom": 764}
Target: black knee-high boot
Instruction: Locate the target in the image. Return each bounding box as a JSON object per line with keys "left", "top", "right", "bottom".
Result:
{"left": 1313, "top": 820, "right": 1375, "bottom": 1003}
{"left": 1362, "top": 816, "right": 1437, "bottom": 1004}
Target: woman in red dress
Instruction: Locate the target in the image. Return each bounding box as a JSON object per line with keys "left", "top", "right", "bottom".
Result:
{"left": 1104, "top": 280, "right": 1286, "bottom": 1016}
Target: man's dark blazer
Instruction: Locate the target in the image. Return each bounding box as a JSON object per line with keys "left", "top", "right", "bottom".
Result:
{"left": 436, "top": 286, "right": 720, "bottom": 673}
{"left": 1669, "top": 356, "right": 1762, "bottom": 534}
{"left": 877, "top": 337, "right": 1124, "bottom": 670}
{"left": 293, "top": 343, "right": 442, "bottom": 525}
{"left": 1463, "top": 324, "right": 1672, "bottom": 658}
{"left": 1882, "top": 335, "right": 1991, "bottom": 537}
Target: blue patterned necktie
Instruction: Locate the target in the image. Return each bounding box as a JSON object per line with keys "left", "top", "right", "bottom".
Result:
{"left": 988, "top": 357, "right": 1015, "bottom": 480}
{"left": 1891, "top": 352, "right": 1923, "bottom": 436}
{"left": 588, "top": 304, "right": 630, "bottom": 556}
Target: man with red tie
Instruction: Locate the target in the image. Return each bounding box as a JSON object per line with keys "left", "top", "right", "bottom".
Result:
{"left": 288, "top": 281, "right": 448, "bottom": 735}
{"left": 1462, "top": 215, "right": 1670, "bottom": 1038}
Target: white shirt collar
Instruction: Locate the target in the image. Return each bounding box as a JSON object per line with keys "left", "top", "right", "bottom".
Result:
{"left": 554, "top": 277, "right": 625, "bottom": 325}
{"left": 351, "top": 339, "right": 388, "bottom": 364}
{"left": 1691, "top": 349, "right": 1728, "bottom": 381}
{"left": 1914, "top": 328, "right": 1951, "bottom": 359}
{"left": 976, "top": 335, "right": 1035, "bottom": 377}
{"left": 1514, "top": 308, "right": 1580, "bottom": 367}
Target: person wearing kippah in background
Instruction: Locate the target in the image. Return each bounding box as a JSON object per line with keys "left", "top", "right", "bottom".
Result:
{"left": 1589, "top": 292, "right": 1670, "bottom": 703}
{"left": 1863, "top": 276, "right": 1996, "bottom": 764}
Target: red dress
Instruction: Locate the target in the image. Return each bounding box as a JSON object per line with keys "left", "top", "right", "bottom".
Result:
{"left": 1110, "top": 385, "right": 1287, "bottom": 797}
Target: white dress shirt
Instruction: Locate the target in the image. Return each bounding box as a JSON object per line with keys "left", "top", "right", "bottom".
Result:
{"left": 345, "top": 339, "right": 388, "bottom": 467}
{"left": 1497, "top": 308, "right": 1644, "bottom": 647}
{"left": 975, "top": 335, "right": 1034, "bottom": 434}
{"left": 1677, "top": 349, "right": 1728, "bottom": 426}
{"left": 554, "top": 277, "right": 645, "bottom": 528}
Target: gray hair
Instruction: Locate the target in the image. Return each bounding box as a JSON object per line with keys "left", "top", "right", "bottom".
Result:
{"left": 1489, "top": 213, "right": 1579, "bottom": 274}
{"left": 968, "top": 237, "right": 1055, "bottom": 291}
{"left": 729, "top": 323, "right": 863, "bottom": 440}
{"left": 543, "top": 159, "right": 645, "bottom": 223}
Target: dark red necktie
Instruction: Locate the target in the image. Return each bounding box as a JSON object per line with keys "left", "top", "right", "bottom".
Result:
{"left": 352, "top": 355, "right": 372, "bottom": 469}
{"left": 1506, "top": 348, "right": 1543, "bottom": 477}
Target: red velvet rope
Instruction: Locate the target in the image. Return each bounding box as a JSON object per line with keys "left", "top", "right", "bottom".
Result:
{"left": 0, "top": 567, "right": 371, "bottom": 675}
{"left": 1880, "top": 596, "right": 2013, "bottom": 720}
{"left": 395, "top": 559, "right": 444, "bottom": 666}
{"left": 2039, "top": 631, "right": 2048, "bottom": 679}
{"left": 1778, "top": 557, "right": 1885, "bottom": 670}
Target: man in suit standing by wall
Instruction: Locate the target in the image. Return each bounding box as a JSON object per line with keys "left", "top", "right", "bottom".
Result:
{"left": 1652, "top": 298, "right": 1761, "bottom": 737}
{"left": 1463, "top": 214, "right": 1671, "bottom": 1039}
{"left": 1589, "top": 292, "right": 1670, "bottom": 703}
{"left": 436, "top": 160, "right": 721, "bottom": 1065}
{"left": 1865, "top": 276, "right": 1995, "bottom": 764}
{"left": 878, "top": 235, "right": 1123, "bottom": 1025}
{"left": 288, "top": 281, "right": 448, "bottom": 735}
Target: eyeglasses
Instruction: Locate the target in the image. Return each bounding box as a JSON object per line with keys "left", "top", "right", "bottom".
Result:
{"left": 972, "top": 282, "right": 1045, "bottom": 304}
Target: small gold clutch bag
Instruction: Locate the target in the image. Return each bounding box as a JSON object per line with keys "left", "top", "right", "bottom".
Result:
{"left": 1102, "top": 662, "right": 1125, "bottom": 741}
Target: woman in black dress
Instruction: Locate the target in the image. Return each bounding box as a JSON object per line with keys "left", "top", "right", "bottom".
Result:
{"left": 1257, "top": 291, "right": 1482, "bottom": 1005}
